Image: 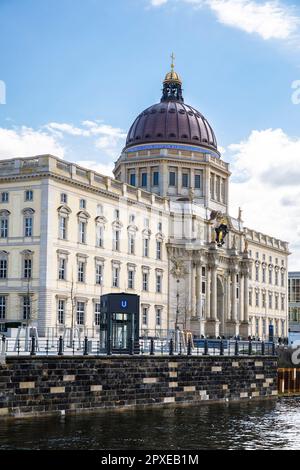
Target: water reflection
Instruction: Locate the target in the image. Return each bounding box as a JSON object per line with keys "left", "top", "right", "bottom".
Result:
{"left": 0, "top": 398, "right": 299, "bottom": 450}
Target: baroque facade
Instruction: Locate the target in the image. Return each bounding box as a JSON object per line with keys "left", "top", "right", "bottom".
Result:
{"left": 0, "top": 63, "right": 289, "bottom": 339}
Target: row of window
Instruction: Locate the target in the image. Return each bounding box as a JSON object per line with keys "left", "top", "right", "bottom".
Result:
{"left": 1, "top": 190, "right": 33, "bottom": 203}
{"left": 251, "top": 317, "right": 285, "bottom": 337}
{"left": 58, "top": 257, "right": 164, "bottom": 293}
{"left": 128, "top": 170, "right": 203, "bottom": 190}
{"left": 0, "top": 295, "right": 31, "bottom": 321}
{"left": 249, "top": 250, "right": 285, "bottom": 266}
{"left": 288, "top": 278, "right": 300, "bottom": 303}
{"left": 59, "top": 216, "right": 163, "bottom": 259}
{"left": 252, "top": 265, "right": 285, "bottom": 287}
{"left": 249, "top": 290, "right": 285, "bottom": 310}
{"left": 0, "top": 256, "right": 32, "bottom": 279}
{"left": 0, "top": 214, "right": 34, "bottom": 238}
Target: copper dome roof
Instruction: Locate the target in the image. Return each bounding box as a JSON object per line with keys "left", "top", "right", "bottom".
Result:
{"left": 125, "top": 101, "right": 218, "bottom": 151}
{"left": 125, "top": 60, "right": 218, "bottom": 152}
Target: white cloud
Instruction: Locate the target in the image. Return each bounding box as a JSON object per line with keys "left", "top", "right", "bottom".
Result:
{"left": 149, "top": 0, "right": 300, "bottom": 40}
{"left": 0, "top": 126, "right": 65, "bottom": 160}
{"left": 150, "top": 0, "right": 169, "bottom": 5}
{"left": 228, "top": 128, "right": 300, "bottom": 270}
{"left": 76, "top": 160, "right": 114, "bottom": 177}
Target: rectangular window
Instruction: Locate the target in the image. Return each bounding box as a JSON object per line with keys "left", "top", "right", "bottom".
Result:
{"left": 59, "top": 217, "right": 67, "bottom": 240}
{"left": 79, "top": 199, "right": 86, "bottom": 210}
{"left": 169, "top": 171, "right": 176, "bottom": 187}
{"left": 24, "top": 258, "right": 32, "bottom": 279}
{"left": 95, "top": 303, "right": 101, "bottom": 326}
{"left": 269, "top": 293, "right": 272, "bottom": 309}
{"left": 58, "top": 258, "right": 66, "bottom": 280}
{"left": 262, "top": 293, "right": 266, "bottom": 308}
{"left": 281, "top": 272, "right": 285, "bottom": 287}
{"left": 262, "top": 268, "right": 266, "bottom": 283}
{"left": 113, "top": 267, "right": 119, "bottom": 288}
{"left": 255, "top": 292, "right": 259, "bottom": 307}
{"left": 143, "top": 273, "right": 149, "bottom": 291}
{"left": 79, "top": 221, "right": 86, "bottom": 244}
{"left": 24, "top": 217, "right": 33, "bottom": 237}
{"left": 156, "top": 308, "right": 161, "bottom": 327}
{"left": 0, "top": 296, "right": 6, "bottom": 320}
{"left": 275, "top": 271, "right": 278, "bottom": 286}
{"left": 113, "top": 230, "right": 120, "bottom": 251}
{"left": 141, "top": 173, "right": 147, "bottom": 187}
{"left": 58, "top": 300, "right": 65, "bottom": 324}
{"left": 96, "top": 225, "right": 103, "bottom": 247}
{"left": 0, "top": 259, "right": 7, "bottom": 279}
{"left": 281, "top": 320, "right": 285, "bottom": 336}
{"left": 76, "top": 302, "right": 85, "bottom": 325}
{"left": 255, "top": 266, "right": 259, "bottom": 282}
{"left": 130, "top": 173, "right": 136, "bottom": 186}
{"left": 95, "top": 264, "right": 103, "bottom": 285}
{"left": 0, "top": 218, "right": 8, "bottom": 238}
{"left": 249, "top": 291, "right": 252, "bottom": 306}
{"left": 1, "top": 192, "right": 8, "bottom": 203}
{"left": 156, "top": 274, "right": 162, "bottom": 293}
{"left": 202, "top": 281, "right": 206, "bottom": 294}
{"left": 275, "top": 296, "right": 279, "bottom": 310}
{"left": 255, "top": 318, "right": 259, "bottom": 336}
{"left": 153, "top": 172, "right": 159, "bottom": 186}
{"left": 182, "top": 173, "right": 189, "bottom": 188}
{"left": 23, "top": 296, "right": 31, "bottom": 320}
{"left": 281, "top": 296, "right": 285, "bottom": 311}
{"left": 129, "top": 234, "right": 135, "bottom": 255}
{"left": 262, "top": 319, "right": 266, "bottom": 337}
{"left": 128, "top": 270, "right": 134, "bottom": 289}
{"left": 61, "top": 193, "right": 68, "bottom": 204}
{"left": 114, "top": 209, "right": 120, "bottom": 220}
{"left": 78, "top": 261, "right": 85, "bottom": 283}
{"left": 269, "top": 270, "right": 272, "bottom": 285}
{"left": 156, "top": 241, "right": 161, "bottom": 260}
{"left": 25, "top": 190, "right": 33, "bottom": 201}
{"left": 143, "top": 238, "right": 149, "bottom": 257}
{"left": 195, "top": 174, "right": 201, "bottom": 189}
{"left": 142, "top": 307, "right": 148, "bottom": 326}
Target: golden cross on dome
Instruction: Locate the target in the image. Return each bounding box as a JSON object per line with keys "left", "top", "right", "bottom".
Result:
{"left": 171, "top": 52, "right": 175, "bottom": 71}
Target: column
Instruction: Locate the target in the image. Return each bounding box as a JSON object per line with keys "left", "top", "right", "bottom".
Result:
{"left": 196, "top": 262, "right": 202, "bottom": 318}
{"left": 244, "top": 274, "right": 249, "bottom": 323}
{"left": 231, "top": 271, "right": 237, "bottom": 322}
{"left": 226, "top": 274, "right": 231, "bottom": 322}
{"left": 206, "top": 268, "right": 211, "bottom": 320}
{"left": 210, "top": 267, "right": 217, "bottom": 321}
{"left": 239, "top": 274, "right": 244, "bottom": 323}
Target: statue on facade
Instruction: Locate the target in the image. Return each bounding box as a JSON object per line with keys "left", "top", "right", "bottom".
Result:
{"left": 210, "top": 211, "right": 229, "bottom": 247}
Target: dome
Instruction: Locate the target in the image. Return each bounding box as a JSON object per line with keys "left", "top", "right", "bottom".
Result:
{"left": 125, "top": 58, "right": 218, "bottom": 153}
{"left": 125, "top": 101, "right": 218, "bottom": 151}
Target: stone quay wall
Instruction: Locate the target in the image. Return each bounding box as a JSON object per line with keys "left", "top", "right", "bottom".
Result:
{"left": 0, "top": 356, "right": 278, "bottom": 418}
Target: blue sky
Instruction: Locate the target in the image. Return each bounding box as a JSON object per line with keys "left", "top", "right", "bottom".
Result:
{"left": 0, "top": 0, "right": 300, "bottom": 267}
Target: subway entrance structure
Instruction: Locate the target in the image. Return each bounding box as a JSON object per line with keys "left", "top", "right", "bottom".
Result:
{"left": 99, "top": 293, "right": 140, "bottom": 354}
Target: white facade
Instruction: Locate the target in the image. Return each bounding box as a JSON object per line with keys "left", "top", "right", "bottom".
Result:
{"left": 0, "top": 153, "right": 289, "bottom": 340}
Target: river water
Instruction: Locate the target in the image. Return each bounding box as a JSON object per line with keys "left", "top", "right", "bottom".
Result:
{"left": 0, "top": 398, "right": 299, "bottom": 450}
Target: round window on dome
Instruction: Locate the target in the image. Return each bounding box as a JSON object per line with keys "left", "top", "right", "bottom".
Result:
{"left": 169, "top": 109, "right": 176, "bottom": 113}
{"left": 169, "top": 133, "right": 176, "bottom": 138}
{"left": 150, "top": 109, "right": 156, "bottom": 114}
{"left": 179, "top": 109, "right": 185, "bottom": 114}
{"left": 193, "top": 136, "right": 199, "bottom": 140}
{"left": 188, "top": 111, "right": 194, "bottom": 116}
{"left": 145, "top": 134, "right": 151, "bottom": 138}
{"left": 157, "top": 133, "right": 163, "bottom": 137}
{"left": 181, "top": 134, "right": 188, "bottom": 139}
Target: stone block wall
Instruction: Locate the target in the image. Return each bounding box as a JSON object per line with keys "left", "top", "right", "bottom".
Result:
{"left": 0, "top": 356, "right": 278, "bottom": 418}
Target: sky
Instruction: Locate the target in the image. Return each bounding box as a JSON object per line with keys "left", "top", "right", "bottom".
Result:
{"left": 0, "top": 0, "right": 300, "bottom": 268}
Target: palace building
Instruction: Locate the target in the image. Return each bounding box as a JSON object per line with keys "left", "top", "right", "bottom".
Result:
{"left": 0, "top": 61, "right": 289, "bottom": 340}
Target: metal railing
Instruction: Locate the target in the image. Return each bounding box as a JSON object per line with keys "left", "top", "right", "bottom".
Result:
{"left": 0, "top": 335, "right": 277, "bottom": 358}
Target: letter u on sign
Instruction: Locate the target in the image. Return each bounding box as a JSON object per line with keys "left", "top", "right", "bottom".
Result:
{"left": 121, "top": 300, "right": 128, "bottom": 309}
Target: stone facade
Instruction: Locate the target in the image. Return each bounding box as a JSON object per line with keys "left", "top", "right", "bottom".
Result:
{"left": 0, "top": 153, "right": 289, "bottom": 340}
{"left": 0, "top": 356, "right": 278, "bottom": 418}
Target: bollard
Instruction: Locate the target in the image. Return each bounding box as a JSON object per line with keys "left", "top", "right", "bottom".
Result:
{"left": 220, "top": 340, "right": 224, "bottom": 356}
{"left": 83, "top": 336, "right": 88, "bottom": 356}
{"left": 235, "top": 340, "right": 239, "bottom": 356}
{"left": 204, "top": 339, "right": 208, "bottom": 356}
{"left": 248, "top": 340, "right": 252, "bottom": 356}
{"left": 150, "top": 338, "right": 155, "bottom": 356}
{"left": 129, "top": 338, "right": 134, "bottom": 356}
{"left": 30, "top": 336, "right": 36, "bottom": 356}
{"left": 187, "top": 338, "right": 192, "bottom": 356}
{"left": 58, "top": 336, "right": 64, "bottom": 356}
{"left": 169, "top": 338, "right": 174, "bottom": 356}
{"left": 261, "top": 341, "right": 265, "bottom": 356}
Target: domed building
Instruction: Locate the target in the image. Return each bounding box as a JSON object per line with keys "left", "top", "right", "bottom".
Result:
{"left": 0, "top": 59, "right": 289, "bottom": 343}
